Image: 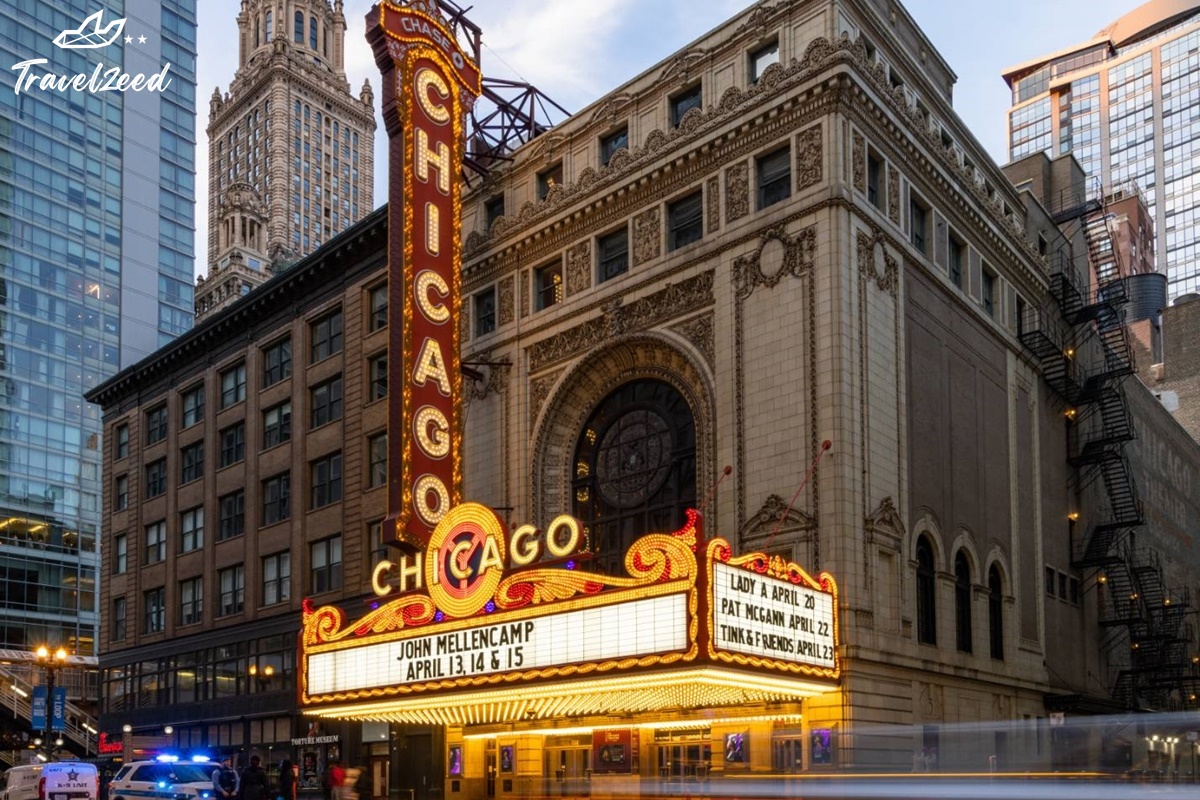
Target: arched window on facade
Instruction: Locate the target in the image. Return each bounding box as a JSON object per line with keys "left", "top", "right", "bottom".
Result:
{"left": 255, "top": 16, "right": 260, "bottom": 46}
{"left": 571, "top": 379, "right": 696, "bottom": 576}
{"left": 265, "top": 11, "right": 272, "bottom": 41}
{"left": 954, "top": 550, "right": 972, "bottom": 653}
{"left": 916, "top": 535, "right": 936, "bottom": 645}
{"left": 323, "top": 25, "right": 328, "bottom": 56}
{"left": 310, "top": 16, "right": 317, "bottom": 49}
{"left": 294, "top": 11, "right": 304, "bottom": 43}
{"left": 989, "top": 565, "right": 1004, "bottom": 660}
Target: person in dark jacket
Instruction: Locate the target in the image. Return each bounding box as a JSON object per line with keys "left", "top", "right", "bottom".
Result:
{"left": 278, "top": 760, "right": 298, "bottom": 800}
{"left": 239, "top": 756, "right": 270, "bottom": 800}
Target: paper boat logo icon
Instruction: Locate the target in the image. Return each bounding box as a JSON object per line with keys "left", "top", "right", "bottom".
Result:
{"left": 53, "top": 10, "right": 126, "bottom": 50}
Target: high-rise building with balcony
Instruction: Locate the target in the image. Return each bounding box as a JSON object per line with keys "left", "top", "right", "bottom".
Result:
{"left": 194, "top": 0, "right": 375, "bottom": 322}
{"left": 1003, "top": 0, "right": 1200, "bottom": 299}
{"left": 0, "top": 0, "right": 198, "bottom": 669}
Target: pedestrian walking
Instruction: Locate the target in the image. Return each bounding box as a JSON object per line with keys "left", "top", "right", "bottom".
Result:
{"left": 239, "top": 755, "right": 270, "bottom": 800}
{"left": 277, "top": 760, "right": 298, "bottom": 800}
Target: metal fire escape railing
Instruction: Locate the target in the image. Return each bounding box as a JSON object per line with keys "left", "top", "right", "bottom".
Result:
{"left": 1020, "top": 180, "right": 1196, "bottom": 711}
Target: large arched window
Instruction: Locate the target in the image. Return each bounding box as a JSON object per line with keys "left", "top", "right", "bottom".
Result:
{"left": 255, "top": 16, "right": 260, "bottom": 46}
{"left": 264, "top": 11, "right": 272, "bottom": 41}
{"left": 916, "top": 535, "right": 936, "bottom": 645}
{"left": 572, "top": 380, "right": 696, "bottom": 575}
{"left": 954, "top": 551, "right": 972, "bottom": 653}
{"left": 989, "top": 565, "right": 1004, "bottom": 660}
{"left": 309, "top": 15, "right": 317, "bottom": 50}
{"left": 294, "top": 11, "right": 304, "bottom": 43}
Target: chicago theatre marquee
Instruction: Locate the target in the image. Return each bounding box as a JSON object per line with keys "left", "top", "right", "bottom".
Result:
{"left": 299, "top": 2, "right": 841, "bottom": 794}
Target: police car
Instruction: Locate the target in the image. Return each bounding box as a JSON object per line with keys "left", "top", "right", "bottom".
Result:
{"left": 107, "top": 757, "right": 215, "bottom": 800}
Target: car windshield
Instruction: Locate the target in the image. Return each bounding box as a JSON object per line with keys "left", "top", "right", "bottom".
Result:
{"left": 165, "top": 766, "right": 213, "bottom": 784}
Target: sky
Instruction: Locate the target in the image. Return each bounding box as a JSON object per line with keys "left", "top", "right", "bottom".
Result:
{"left": 193, "top": 0, "right": 1139, "bottom": 277}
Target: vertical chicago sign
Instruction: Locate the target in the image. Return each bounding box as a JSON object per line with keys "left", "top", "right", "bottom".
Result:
{"left": 367, "top": 1, "right": 481, "bottom": 548}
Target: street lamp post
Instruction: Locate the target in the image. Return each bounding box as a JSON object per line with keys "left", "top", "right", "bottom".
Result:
{"left": 35, "top": 645, "right": 67, "bottom": 761}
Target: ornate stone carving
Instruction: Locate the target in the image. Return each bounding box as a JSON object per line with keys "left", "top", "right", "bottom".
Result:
{"left": 519, "top": 269, "right": 529, "bottom": 318}
{"left": 632, "top": 207, "right": 661, "bottom": 266}
{"left": 565, "top": 241, "right": 591, "bottom": 297}
{"left": 795, "top": 125, "right": 822, "bottom": 192}
{"left": 466, "top": 352, "right": 511, "bottom": 402}
{"left": 464, "top": 230, "right": 487, "bottom": 258}
{"left": 527, "top": 132, "right": 567, "bottom": 164}
{"left": 887, "top": 164, "right": 900, "bottom": 225}
{"left": 706, "top": 176, "right": 720, "bottom": 233}
{"left": 528, "top": 270, "right": 715, "bottom": 372}
{"left": 734, "top": 0, "right": 784, "bottom": 37}
{"left": 528, "top": 370, "right": 561, "bottom": 424}
{"left": 497, "top": 275, "right": 514, "bottom": 326}
{"left": 725, "top": 161, "right": 749, "bottom": 223}
{"left": 733, "top": 224, "right": 818, "bottom": 300}
{"left": 852, "top": 130, "right": 865, "bottom": 193}
{"left": 671, "top": 313, "right": 715, "bottom": 370}
{"left": 865, "top": 495, "right": 906, "bottom": 550}
{"left": 856, "top": 229, "right": 899, "bottom": 297}
{"left": 587, "top": 92, "right": 635, "bottom": 125}
{"left": 660, "top": 48, "right": 710, "bottom": 85}
{"left": 739, "top": 493, "right": 817, "bottom": 547}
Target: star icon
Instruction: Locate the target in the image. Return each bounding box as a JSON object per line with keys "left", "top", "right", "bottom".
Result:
{"left": 66, "top": 771, "right": 79, "bottom": 781}
{"left": 138, "top": 35, "right": 147, "bottom": 44}
{"left": 124, "top": 36, "right": 132, "bottom": 44}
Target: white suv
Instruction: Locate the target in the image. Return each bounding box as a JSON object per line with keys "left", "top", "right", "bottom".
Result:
{"left": 108, "top": 760, "right": 215, "bottom": 800}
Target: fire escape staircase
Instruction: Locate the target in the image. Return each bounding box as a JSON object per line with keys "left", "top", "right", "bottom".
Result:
{"left": 1021, "top": 184, "right": 1196, "bottom": 711}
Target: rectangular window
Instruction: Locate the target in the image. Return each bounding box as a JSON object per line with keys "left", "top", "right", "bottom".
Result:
{"left": 598, "top": 228, "right": 629, "bottom": 283}
{"left": 484, "top": 195, "right": 505, "bottom": 228}
{"left": 310, "top": 377, "right": 343, "bottom": 428}
{"left": 311, "top": 535, "right": 343, "bottom": 594}
{"left": 219, "top": 490, "right": 245, "bottom": 540}
{"left": 220, "top": 363, "right": 247, "bottom": 408}
{"left": 115, "top": 424, "right": 129, "bottom": 459}
{"left": 670, "top": 84, "right": 702, "bottom": 127}
{"left": 982, "top": 267, "right": 997, "bottom": 317}
{"left": 181, "top": 384, "right": 205, "bottom": 428}
{"left": 263, "top": 552, "right": 291, "bottom": 606}
{"left": 145, "top": 459, "right": 167, "bottom": 498}
{"left": 263, "top": 401, "right": 292, "bottom": 448}
{"left": 115, "top": 474, "right": 128, "bottom": 511}
{"left": 262, "top": 338, "right": 292, "bottom": 386}
{"left": 750, "top": 40, "right": 780, "bottom": 82}
{"left": 668, "top": 191, "right": 704, "bottom": 250}
{"left": 368, "top": 433, "right": 387, "bottom": 488}
{"left": 144, "top": 588, "right": 165, "bottom": 634}
{"left": 537, "top": 163, "right": 563, "bottom": 200}
{"left": 220, "top": 423, "right": 245, "bottom": 467}
{"left": 949, "top": 233, "right": 965, "bottom": 289}
{"left": 535, "top": 261, "right": 563, "bottom": 311}
{"left": 756, "top": 146, "right": 791, "bottom": 209}
{"left": 144, "top": 521, "right": 167, "bottom": 565}
{"left": 114, "top": 533, "right": 127, "bottom": 574}
{"left": 146, "top": 406, "right": 168, "bottom": 444}
{"left": 910, "top": 197, "right": 928, "bottom": 254}
{"left": 112, "top": 597, "right": 126, "bottom": 642}
{"left": 1044, "top": 566, "right": 1056, "bottom": 596}
{"left": 474, "top": 288, "right": 496, "bottom": 336}
{"left": 180, "top": 442, "right": 204, "bottom": 484}
{"left": 310, "top": 452, "right": 343, "bottom": 509}
{"left": 179, "top": 577, "right": 203, "bottom": 626}
{"left": 180, "top": 506, "right": 203, "bottom": 553}
{"left": 262, "top": 472, "right": 291, "bottom": 525}
{"left": 1069, "top": 577, "right": 1080, "bottom": 605}
{"left": 1058, "top": 571, "right": 1067, "bottom": 600}
{"left": 359, "top": 351, "right": 385, "bottom": 402}
{"left": 310, "top": 309, "right": 344, "bottom": 362}
{"left": 218, "top": 565, "right": 245, "bottom": 616}
{"left": 867, "top": 152, "right": 882, "bottom": 209}
{"left": 369, "top": 284, "right": 387, "bottom": 332}
{"left": 600, "top": 126, "right": 628, "bottom": 166}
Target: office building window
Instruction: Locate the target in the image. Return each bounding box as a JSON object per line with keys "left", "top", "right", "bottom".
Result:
{"left": 145, "top": 521, "right": 167, "bottom": 565}
{"left": 989, "top": 565, "right": 1005, "bottom": 660}
{"left": 219, "top": 565, "right": 245, "bottom": 616}
{"left": 181, "top": 384, "right": 205, "bottom": 428}
{"left": 310, "top": 377, "right": 343, "bottom": 428}
{"left": 949, "top": 233, "right": 965, "bottom": 289}
{"left": 114, "top": 533, "right": 128, "bottom": 574}
{"left": 220, "top": 423, "right": 245, "bottom": 467}
{"left": 112, "top": 597, "right": 127, "bottom": 642}
{"left": 263, "top": 401, "right": 292, "bottom": 448}
{"left": 756, "top": 146, "right": 791, "bottom": 209}
{"left": 916, "top": 535, "right": 936, "bottom": 645}
{"left": 484, "top": 195, "right": 505, "bottom": 229}
{"left": 598, "top": 228, "right": 629, "bottom": 283}
{"left": 180, "top": 442, "right": 204, "bottom": 484}
{"left": 116, "top": 424, "right": 129, "bottom": 459}
{"left": 179, "top": 577, "right": 203, "bottom": 626}
{"left": 749, "top": 40, "right": 779, "bottom": 82}
{"left": 982, "top": 267, "right": 997, "bottom": 317}
{"left": 220, "top": 363, "right": 247, "bottom": 408}
{"left": 262, "top": 338, "right": 292, "bottom": 386}
{"left": 867, "top": 152, "right": 882, "bottom": 209}
{"left": 219, "top": 490, "right": 245, "bottom": 540}
{"left": 600, "top": 126, "right": 628, "bottom": 166}
{"left": 145, "top": 459, "right": 167, "bottom": 498}
{"left": 668, "top": 191, "right": 704, "bottom": 250}
{"left": 310, "top": 309, "right": 343, "bottom": 362}
{"left": 180, "top": 507, "right": 203, "bottom": 553}
{"left": 368, "top": 355, "right": 387, "bottom": 401}
{"left": 311, "top": 535, "right": 343, "bottom": 594}
{"left": 144, "top": 588, "right": 165, "bottom": 634}
{"left": 535, "top": 261, "right": 563, "bottom": 311}
{"left": 263, "top": 552, "right": 291, "bottom": 606}
{"left": 910, "top": 196, "right": 929, "bottom": 254}
{"left": 537, "top": 163, "right": 563, "bottom": 200}
{"left": 262, "top": 473, "right": 291, "bottom": 525}
{"left": 369, "top": 284, "right": 388, "bottom": 332}
{"left": 670, "top": 84, "right": 702, "bottom": 127}
{"left": 310, "top": 453, "right": 343, "bottom": 509}
{"left": 368, "top": 433, "right": 387, "bottom": 488}
{"left": 115, "top": 474, "right": 128, "bottom": 511}
{"left": 146, "top": 406, "right": 168, "bottom": 444}
{"left": 954, "top": 551, "right": 972, "bottom": 653}
{"left": 471, "top": 288, "right": 496, "bottom": 337}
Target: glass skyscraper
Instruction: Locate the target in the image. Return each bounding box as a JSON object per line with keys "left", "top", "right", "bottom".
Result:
{"left": 1003, "top": 2, "right": 1200, "bottom": 298}
{"left": 0, "top": 0, "right": 196, "bottom": 655}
